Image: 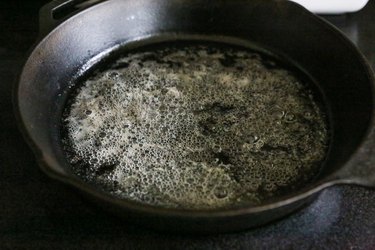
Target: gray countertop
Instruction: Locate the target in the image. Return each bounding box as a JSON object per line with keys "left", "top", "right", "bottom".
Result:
{"left": 0, "top": 0, "right": 374, "bottom": 249}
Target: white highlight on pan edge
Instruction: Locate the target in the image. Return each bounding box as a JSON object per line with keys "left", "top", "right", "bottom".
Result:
{"left": 289, "top": 0, "right": 369, "bottom": 14}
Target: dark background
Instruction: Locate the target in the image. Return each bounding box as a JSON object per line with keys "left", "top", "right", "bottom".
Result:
{"left": 1, "top": 0, "right": 375, "bottom": 249}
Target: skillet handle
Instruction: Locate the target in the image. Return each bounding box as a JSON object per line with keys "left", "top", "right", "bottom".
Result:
{"left": 39, "top": 0, "right": 104, "bottom": 37}
{"left": 332, "top": 126, "right": 375, "bottom": 188}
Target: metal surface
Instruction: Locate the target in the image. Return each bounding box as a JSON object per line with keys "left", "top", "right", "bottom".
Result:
{"left": 13, "top": 0, "right": 375, "bottom": 233}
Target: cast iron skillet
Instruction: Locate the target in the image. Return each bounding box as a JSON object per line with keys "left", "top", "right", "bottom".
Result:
{"left": 15, "top": 0, "right": 375, "bottom": 233}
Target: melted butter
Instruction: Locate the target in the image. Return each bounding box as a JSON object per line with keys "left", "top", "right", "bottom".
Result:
{"left": 61, "top": 43, "right": 329, "bottom": 209}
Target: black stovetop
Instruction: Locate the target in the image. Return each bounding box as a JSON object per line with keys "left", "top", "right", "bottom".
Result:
{"left": 1, "top": 1, "right": 374, "bottom": 249}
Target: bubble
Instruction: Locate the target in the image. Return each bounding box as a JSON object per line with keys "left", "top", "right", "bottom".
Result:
{"left": 270, "top": 107, "right": 285, "bottom": 120}
{"left": 212, "top": 144, "right": 222, "bottom": 153}
{"left": 284, "top": 112, "right": 296, "bottom": 123}
{"left": 247, "top": 135, "right": 259, "bottom": 144}
{"left": 214, "top": 187, "right": 228, "bottom": 199}
{"left": 304, "top": 111, "right": 313, "bottom": 119}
